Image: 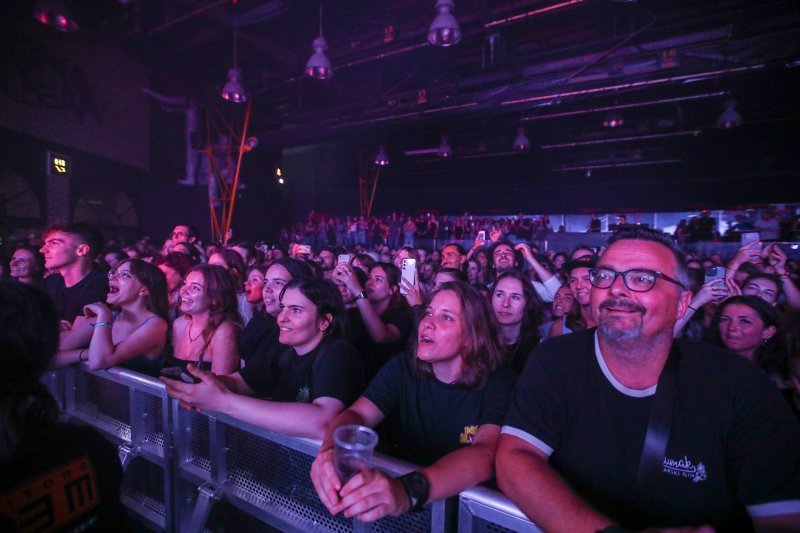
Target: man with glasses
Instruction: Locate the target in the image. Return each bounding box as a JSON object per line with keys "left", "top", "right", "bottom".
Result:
{"left": 497, "top": 228, "right": 800, "bottom": 531}
{"left": 40, "top": 224, "right": 109, "bottom": 326}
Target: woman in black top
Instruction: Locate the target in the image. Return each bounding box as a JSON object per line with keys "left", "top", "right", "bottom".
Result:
{"left": 491, "top": 271, "right": 542, "bottom": 373}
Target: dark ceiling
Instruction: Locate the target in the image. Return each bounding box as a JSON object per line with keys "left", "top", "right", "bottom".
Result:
{"left": 7, "top": 0, "right": 800, "bottom": 201}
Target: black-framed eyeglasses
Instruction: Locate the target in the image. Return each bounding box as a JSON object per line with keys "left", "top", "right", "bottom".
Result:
{"left": 588, "top": 267, "right": 685, "bottom": 292}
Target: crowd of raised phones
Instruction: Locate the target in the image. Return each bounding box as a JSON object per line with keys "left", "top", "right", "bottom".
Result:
{"left": 2, "top": 216, "right": 799, "bottom": 531}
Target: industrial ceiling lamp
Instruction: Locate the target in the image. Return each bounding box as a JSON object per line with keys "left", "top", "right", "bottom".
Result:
{"left": 306, "top": 5, "right": 333, "bottom": 79}
{"left": 602, "top": 110, "right": 624, "bottom": 128}
{"left": 374, "top": 145, "right": 390, "bottom": 166}
{"left": 221, "top": 1, "right": 246, "bottom": 103}
{"left": 33, "top": 0, "right": 80, "bottom": 31}
{"left": 438, "top": 135, "right": 453, "bottom": 157}
{"left": 428, "top": 0, "right": 461, "bottom": 47}
{"left": 513, "top": 126, "right": 530, "bottom": 150}
{"left": 716, "top": 98, "right": 742, "bottom": 128}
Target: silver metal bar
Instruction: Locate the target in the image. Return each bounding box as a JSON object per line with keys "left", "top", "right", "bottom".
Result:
{"left": 183, "top": 482, "right": 223, "bottom": 533}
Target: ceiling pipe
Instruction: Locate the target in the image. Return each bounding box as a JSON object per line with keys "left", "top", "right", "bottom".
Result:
{"left": 501, "top": 64, "right": 765, "bottom": 107}
{"left": 484, "top": 0, "right": 589, "bottom": 29}
{"left": 553, "top": 159, "right": 682, "bottom": 171}
{"left": 521, "top": 91, "right": 727, "bottom": 121}
{"left": 147, "top": 0, "right": 229, "bottom": 35}
{"left": 540, "top": 130, "right": 701, "bottom": 149}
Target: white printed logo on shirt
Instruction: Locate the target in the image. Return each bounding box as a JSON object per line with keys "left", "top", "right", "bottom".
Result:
{"left": 662, "top": 455, "right": 707, "bottom": 483}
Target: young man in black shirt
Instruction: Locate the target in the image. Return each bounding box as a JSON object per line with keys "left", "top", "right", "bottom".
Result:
{"left": 40, "top": 224, "right": 108, "bottom": 327}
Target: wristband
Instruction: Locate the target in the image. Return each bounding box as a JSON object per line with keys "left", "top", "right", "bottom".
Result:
{"left": 79, "top": 349, "right": 88, "bottom": 362}
{"left": 91, "top": 321, "right": 113, "bottom": 328}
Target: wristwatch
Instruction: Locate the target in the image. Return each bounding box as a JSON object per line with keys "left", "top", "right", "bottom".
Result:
{"left": 398, "top": 471, "right": 429, "bottom": 512}
{"left": 355, "top": 290, "right": 367, "bottom": 300}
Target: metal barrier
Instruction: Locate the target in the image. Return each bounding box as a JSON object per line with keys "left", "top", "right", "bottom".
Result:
{"left": 46, "top": 364, "right": 537, "bottom": 533}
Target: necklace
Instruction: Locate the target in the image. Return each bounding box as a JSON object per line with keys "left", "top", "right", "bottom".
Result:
{"left": 188, "top": 320, "right": 202, "bottom": 342}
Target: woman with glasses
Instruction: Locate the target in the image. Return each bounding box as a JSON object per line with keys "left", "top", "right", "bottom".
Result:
{"left": 166, "top": 264, "right": 241, "bottom": 374}
{"left": 52, "top": 259, "right": 169, "bottom": 376}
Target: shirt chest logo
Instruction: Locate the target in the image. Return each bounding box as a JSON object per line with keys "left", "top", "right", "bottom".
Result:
{"left": 459, "top": 425, "right": 478, "bottom": 444}
{"left": 662, "top": 455, "right": 707, "bottom": 482}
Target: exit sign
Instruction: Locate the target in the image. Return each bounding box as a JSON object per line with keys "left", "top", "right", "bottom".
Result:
{"left": 47, "top": 151, "right": 71, "bottom": 177}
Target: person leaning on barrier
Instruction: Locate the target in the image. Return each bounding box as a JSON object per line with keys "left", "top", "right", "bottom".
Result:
{"left": 0, "top": 281, "right": 125, "bottom": 531}
{"left": 496, "top": 228, "right": 800, "bottom": 531}
{"left": 310, "top": 281, "right": 516, "bottom": 522}
{"left": 162, "top": 278, "right": 364, "bottom": 439}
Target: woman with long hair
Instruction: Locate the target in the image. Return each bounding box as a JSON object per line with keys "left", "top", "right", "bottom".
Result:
{"left": 712, "top": 295, "right": 788, "bottom": 383}
{"left": 1, "top": 281, "right": 125, "bottom": 529}
{"left": 491, "top": 271, "right": 543, "bottom": 373}
{"left": 336, "top": 262, "right": 414, "bottom": 379}
{"left": 168, "top": 264, "right": 241, "bottom": 374}
{"left": 208, "top": 247, "right": 254, "bottom": 325}
{"left": 155, "top": 252, "right": 195, "bottom": 321}
{"left": 311, "top": 281, "right": 516, "bottom": 522}
{"left": 9, "top": 245, "right": 45, "bottom": 286}
{"left": 162, "top": 278, "right": 363, "bottom": 439}
{"left": 53, "top": 259, "right": 169, "bottom": 376}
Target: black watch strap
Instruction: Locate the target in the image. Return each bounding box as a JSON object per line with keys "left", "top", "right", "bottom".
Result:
{"left": 398, "top": 471, "right": 429, "bottom": 512}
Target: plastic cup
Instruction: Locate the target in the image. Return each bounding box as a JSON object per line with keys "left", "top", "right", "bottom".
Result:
{"left": 333, "top": 424, "right": 378, "bottom": 483}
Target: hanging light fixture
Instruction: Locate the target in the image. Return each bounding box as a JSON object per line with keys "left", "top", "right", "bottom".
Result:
{"left": 513, "top": 126, "right": 530, "bottom": 151}
{"left": 438, "top": 135, "right": 453, "bottom": 157}
{"left": 374, "top": 145, "right": 390, "bottom": 166}
{"left": 716, "top": 98, "right": 742, "bottom": 128}
{"left": 33, "top": 0, "right": 80, "bottom": 32}
{"left": 306, "top": 5, "right": 333, "bottom": 79}
{"left": 221, "top": 1, "right": 246, "bottom": 103}
{"left": 428, "top": 0, "right": 461, "bottom": 47}
{"left": 602, "top": 110, "right": 624, "bottom": 128}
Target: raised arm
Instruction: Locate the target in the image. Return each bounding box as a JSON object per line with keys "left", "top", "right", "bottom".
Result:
{"left": 496, "top": 434, "right": 613, "bottom": 532}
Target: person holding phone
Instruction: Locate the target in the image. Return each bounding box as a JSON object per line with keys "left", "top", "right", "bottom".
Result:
{"left": 310, "top": 281, "right": 516, "bottom": 522}
{"left": 335, "top": 262, "right": 414, "bottom": 380}
{"left": 52, "top": 259, "right": 169, "bottom": 376}
{"left": 162, "top": 278, "right": 363, "bottom": 439}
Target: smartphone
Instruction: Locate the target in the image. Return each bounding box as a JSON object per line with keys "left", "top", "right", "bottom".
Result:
{"left": 704, "top": 266, "right": 726, "bottom": 285}
{"left": 741, "top": 232, "right": 760, "bottom": 246}
{"left": 400, "top": 258, "right": 417, "bottom": 296}
{"left": 337, "top": 254, "right": 352, "bottom": 264}
{"left": 477, "top": 230, "right": 486, "bottom": 241}
{"left": 296, "top": 244, "right": 312, "bottom": 255}
{"left": 160, "top": 366, "right": 201, "bottom": 384}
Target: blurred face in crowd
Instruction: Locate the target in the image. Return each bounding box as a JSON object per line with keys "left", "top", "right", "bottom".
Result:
{"left": 171, "top": 225, "right": 194, "bottom": 244}
{"left": 10, "top": 249, "right": 36, "bottom": 281}
{"left": 318, "top": 250, "right": 336, "bottom": 271}
{"left": 366, "top": 266, "right": 396, "bottom": 304}
{"left": 742, "top": 278, "right": 779, "bottom": 306}
{"left": 104, "top": 253, "right": 124, "bottom": 271}
{"left": 420, "top": 262, "right": 435, "bottom": 283}
{"left": 230, "top": 245, "right": 252, "bottom": 266}
{"left": 277, "top": 287, "right": 329, "bottom": 356}
{"left": 158, "top": 264, "right": 183, "bottom": 292}
{"left": 417, "top": 289, "right": 464, "bottom": 375}
{"left": 718, "top": 303, "right": 775, "bottom": 359}
{"left": 244, "top": 269, "right": 266, "bottom": 304}
{"left": 179, "top": 271, "right": 210, "bottom": 316}
{"left": 493, "top": 244, "right": 516, "bottom": 274}
{"left": 441, "top": 245, "right": 465, "bottom": 269}
{"left": 466, "top": 260, "right": 480, "bottom": 284}
{"left": 431, "top": 271, "right": 459, "bottom": 293}
{"left": 551, "top": 286, "right": 575, "bottom": 319}
{"left": 492, "top": 276, "right": 526, "bottom": 327}
{"left": 40, "top": 231, "right": 85, "bottom": 271}
{"left": 569, "top": 267, "right": 592, "bottom": 306}
{"left": 394, "top": 249, "right": 413, "bottom": 271}
{"left": 208, "top": 253, "right": 229, "bottom": 270}
{"left": 262, "top": 264, "right": 291, "bottom": 316}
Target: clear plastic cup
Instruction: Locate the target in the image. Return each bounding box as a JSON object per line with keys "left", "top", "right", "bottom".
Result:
{"left": 333, "top": 424, "right": 379, "bottom": 483}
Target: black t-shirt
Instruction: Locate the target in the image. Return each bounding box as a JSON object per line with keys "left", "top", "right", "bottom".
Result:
{"left": 239, "top": 337, "right": 364, "bottom": 405}
{"left": 364, "top": 353, "right": 517, "bottom": 466}
{"left": 1, "top": 423, "right": 125, "bottom": 532}
{"left": 502, "top": 329, "right": 800, "bottom": 530}
{"left": 239, "top": 312, "right": 280, "bottom": 364}
{"left": 504, "top": 333, "right": 540, "bottom": 374}
{"left": 44, "top": 268, "right": 109, "bottom": 323}
{"left": 346, "top": 305, "right": 414, "bottom": 380}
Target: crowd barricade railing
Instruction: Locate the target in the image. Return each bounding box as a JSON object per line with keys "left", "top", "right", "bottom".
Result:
{"left": 44, "top": 364, "right": 539, "bottom": 533}
{"left": 57, "top": 364, "right": 175, "bottom": 532}
{"left": 457, "top": 486, "right": 541, "bottom": 533}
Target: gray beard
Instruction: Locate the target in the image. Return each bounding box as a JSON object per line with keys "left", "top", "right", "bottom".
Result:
{"left": 598, "top": 319, "right": 642, "bottom": 342}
